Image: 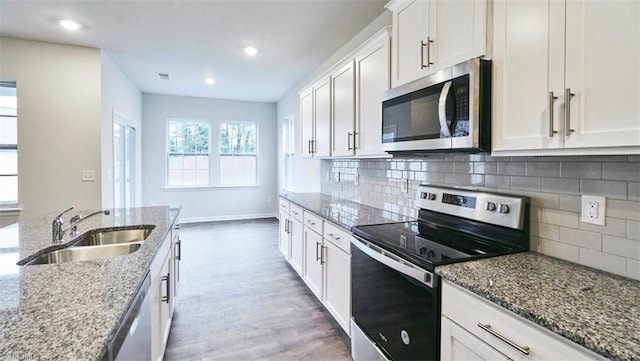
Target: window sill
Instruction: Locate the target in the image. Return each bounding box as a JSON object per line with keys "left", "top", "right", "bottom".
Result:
{"left": 0, "top": 207, "right": 21, "bottom": 215}
{"left": 163, "top": 185, "right": 259, "bottom": 192}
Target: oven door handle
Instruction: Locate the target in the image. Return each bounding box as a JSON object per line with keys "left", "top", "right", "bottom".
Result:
{"left": 438, "top": 80, "right": 453, "bottom": 137}
{"left": 352, "top": 236, "right": 434, "bottom": 287}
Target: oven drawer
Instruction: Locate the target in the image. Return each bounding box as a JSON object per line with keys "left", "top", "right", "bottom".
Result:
{"left": 323, "top": 222, "right": 350, "bottom": 254}
{"left": 303, "top": 211, "right": 323, "bottom": 235}
{"left": 441, "top": 280, "right": 605, "bottom": 361}
{"left": 289, "top": 204, "right": 304, "bottom": 222}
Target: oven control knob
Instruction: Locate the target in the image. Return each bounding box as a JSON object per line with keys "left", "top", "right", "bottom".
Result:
{"left": 426, "top": 193, "right": 436, "bottom": 200}
{"left": 499, "top": 204, "right": 510, "bottom": 214}
{"left": 485, "top": 202, "right": 497, "bottom": 211}
{"left": 420, "top": 192, "right": 428, "bottom": 199}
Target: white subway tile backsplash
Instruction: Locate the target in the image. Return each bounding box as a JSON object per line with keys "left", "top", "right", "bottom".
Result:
{"left": 602, "top": 235, "right": 640, "bottom": 260}
{"left": 541, "top": 209, "right": 579, "bottom": 228}
{"left": 558, "top": 227, "right": 602, "bottom": 251}
{"left": 579, "top": 248, "right": 627, "bottom": 277}
{"left": 321, "top": 154, "right": 640, "bottom": 279}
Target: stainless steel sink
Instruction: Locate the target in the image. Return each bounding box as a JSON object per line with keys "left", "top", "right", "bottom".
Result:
{"left": 24, "top": 243, "right": 143, "bottom": 265}
{"left": 73, "top": 226, "right": 154, "bottom": 247}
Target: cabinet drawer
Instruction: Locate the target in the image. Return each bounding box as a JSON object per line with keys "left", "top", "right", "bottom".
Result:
{"left": 303, "top": 211, "right": 323, "bottom": 235}
{"left": 278, "top": 198, "right": 290, "bottom": 214}
{"left": 289, "top": 204, "right": 304, "bottom": 222}
{"left": 441, "top": 280, "right": 605, "bottom": 361}
{"left": 323, "top": 221, "right": 350, "bottom": 254}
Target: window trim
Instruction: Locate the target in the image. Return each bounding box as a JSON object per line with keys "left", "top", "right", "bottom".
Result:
{"left": 218, "top": 120, "right": 258, "bottom": 187}
{"left": 0, "top": 81, "right": 18, "bottom": 208}
{"left": 166, "top": 118, "right": 212, "bottom": 188}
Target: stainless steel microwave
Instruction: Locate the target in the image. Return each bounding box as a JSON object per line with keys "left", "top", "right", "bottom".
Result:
{"left": 381, "top": 58, "right": 491, "bottom": 153}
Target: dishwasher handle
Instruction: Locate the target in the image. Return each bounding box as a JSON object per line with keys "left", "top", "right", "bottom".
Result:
{"left": 351, "top": 236, "right": 435, "bottom": 288}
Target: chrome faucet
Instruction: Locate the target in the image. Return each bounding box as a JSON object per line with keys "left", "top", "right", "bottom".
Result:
{"left": 52, "top": 206, "right": 110, "bottom": 243}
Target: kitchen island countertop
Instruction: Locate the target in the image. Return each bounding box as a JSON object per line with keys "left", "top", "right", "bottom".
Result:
{"left": 436, "top": 252, "right": 640, "bottom": 361}
{"left": 0, "top": 206, "right": 180, "bottom": 360}
{"left": 279, "top": 192, "right": 412, "bottom": 230}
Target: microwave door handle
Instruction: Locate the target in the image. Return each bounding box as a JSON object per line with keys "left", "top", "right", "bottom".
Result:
{"left": 438, "top": 81, "right": 453, "bottom": 137}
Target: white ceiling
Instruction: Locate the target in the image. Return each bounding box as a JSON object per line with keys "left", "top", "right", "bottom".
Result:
{"left": 0, "top": 0, "right": 388, "bottom": 102}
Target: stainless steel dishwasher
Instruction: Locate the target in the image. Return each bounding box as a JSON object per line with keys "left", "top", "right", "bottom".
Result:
{"left": 106, "top": 271, "right": 152, "bottom": 361}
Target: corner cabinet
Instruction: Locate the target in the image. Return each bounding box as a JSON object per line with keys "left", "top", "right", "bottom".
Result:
{"left": 386, "top": 0, "right": 487, "bottom": 87}
{"left": 440, "top": 280, "right": 606, "bottom": 361}
{"left": 492, "top": 0, "right": 640, "bottom": 155}
{"left": 278, "top": 197, "right": 352, "bottom": 336}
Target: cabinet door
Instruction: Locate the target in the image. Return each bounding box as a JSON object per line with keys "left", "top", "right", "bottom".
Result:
{"left": 279, "top": 212, "right": 291, "bottom": 259}
{"left": 389, "top": 0, "right": 429, "bottom": 87}
{"left": 290, "top": 218, "right": 304, "bottom": 276}
{"left": 300, "top": 88, "right": 314, "bottom": 157}
{"left": 303, "top": 229, "right": 323, "bottom": 300}
{"left": 152, "top": 250, "right": 172, "bottom": 361}
{"left": 331, "top": 61, "right": 356, "bottom": 157}
{"left": 564, "top": 0, "right": 640, "bottom": 148}
{"left": 441, "top": 317, "right": 511, "bottom": 361}
{"left": 323, "top": 239, "right": 351, "bottom": 335}
{"left": 170, "top": 224, "right": 181, "bottom": 315}
{"left": 430, "top": 0, "right": 486, "bottom": 71}
{"left": 313, "top": 77, "right": 332, "bottom": 157}
{"left": 355, "top": 34, "right": 390, "bottom": 157}
{"left": 492, "top": 0, "right": 566, "bottom": 151}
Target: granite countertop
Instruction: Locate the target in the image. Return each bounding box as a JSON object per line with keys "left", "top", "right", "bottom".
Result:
{"left": 279, "top": 192, "right": 411, "bottom": 230}
{"left": 0, "top": 206, "right": 180, "bottom": 360}
{"left": 436, "top": 252, "right": 640, "bottom": 361}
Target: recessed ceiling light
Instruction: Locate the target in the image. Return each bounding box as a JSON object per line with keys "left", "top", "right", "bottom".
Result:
{"left": 59, "top": 19, "right": 81, "bottom": 31}
{"left": 205, "top": 78, "right": 215, "bottom": 85}
{"left": 244, "top": 47, "right": 258, "bottom": 56}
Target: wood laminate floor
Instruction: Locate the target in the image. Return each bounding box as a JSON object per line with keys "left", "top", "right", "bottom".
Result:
{"left": 163, "top": 218, "right": 352, "bottom": 361}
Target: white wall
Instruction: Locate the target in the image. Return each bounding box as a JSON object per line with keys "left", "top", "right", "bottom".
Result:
{"left": 276, "top": 11, "right": 391, "bottom": 193}
{"left": 100, "top": 52, "right": 143, "bottom": 209}
{"left": 142, "top": 93, "right": 278, "bottom": 222}
{"left": 0, "top": 38, "right": 102, "bottom": 221}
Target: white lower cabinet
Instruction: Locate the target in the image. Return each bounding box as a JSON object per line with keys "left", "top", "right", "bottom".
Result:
{"left": 279, "top": 198, "right": 351, "bottom": 337}
{"left": 322, "top": 227, "right": 351, "bottom": 336}
{"left": 441, "top": 279, "right": 606, "bottom": 361}
{"left": 151, "top": 235, "right": 172, "bottom": 361}
{"left": 303, "top": 227, "right": 324, "bottom": 299}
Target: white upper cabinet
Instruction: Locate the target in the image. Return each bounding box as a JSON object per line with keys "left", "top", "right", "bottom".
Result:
{"left": 355, "top": 31, "right": 392, "bottom": 157}
{"left": 386, "top": 0, "right": 487, "bottom": 87}
{"left": 300, "top": 88, "right": 314, "bottom": 158}
{"left": 331, "top": 61, "right": 356, "bottom": 157}
{"left": 492, "top": 0, "right": 640, "bottom": 154}
{"left": 313, "top": 77, "right": 332, "bottom": 157}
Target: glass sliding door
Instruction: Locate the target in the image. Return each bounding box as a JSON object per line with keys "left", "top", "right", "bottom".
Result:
{"left": 113, "top": 115, "right": 137, "bottom": 208}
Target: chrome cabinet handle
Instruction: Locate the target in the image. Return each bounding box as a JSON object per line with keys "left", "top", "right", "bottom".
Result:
{"left": 307, "top": 220, "right": 316, "bottom": 226}
{"left": 316, "top": 241, "right": 321, "bottom": 261}
{"left": 420, "top": 40, "right": 427, "bottom": 69}
{"left": 353, "top": 131, "right": 358, "bottom": 150}
{"left": 320, "top": 246, "right": 326, "bottom": 265}
{"left": 438, "top": 81, "right": 453, "bottom": 137}
{"left": 426, "top": 37, "right": 434, "bottom": 66}
{"left": 307, "top": 140, "right": 312, "bottom": 154}
{"left": 564, "top": 88, "right": 575, "bottom": 136}
{"left": 548, "top": 91, "right": 558, "bottom": 137}
{"left": 327, "top": 233, "right": 340, "bottom": 241}
{"left": 347, "top": 132, "right": 353, "bottom": 151}
{"left": 175, "top": 240, "right": 181, "bottom": 261}
{"left": 284, "top": 219, "right": 289, "bottom": 233}
{"left": 477, "top": 323, "right": 530, "bottom": 355}
{"left": 161, "top": 273, "right": 171, "bottom": 304}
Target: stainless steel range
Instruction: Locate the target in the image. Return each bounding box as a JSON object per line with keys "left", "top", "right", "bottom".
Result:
{"left": 350, "top": 184, "right": 530, "bottom": 361}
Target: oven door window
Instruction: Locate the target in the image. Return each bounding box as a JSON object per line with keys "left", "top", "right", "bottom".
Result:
{"left": 351, "top": 243, "right": 440, "bottom": 361}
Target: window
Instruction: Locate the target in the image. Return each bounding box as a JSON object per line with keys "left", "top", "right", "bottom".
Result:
{"left": 0, "top": 81, "right": 17, "bottom": 207}
{"left": 166, "top": 119, "right": 258, "bottom": 188}
{"left": 167, "top": 119, "right": 210, "bottom": 187}
{"left": 283, "top": 115, "right": 295, "bottom": 190}
{"left": 219, "top": 122, "right": 257, "bottom": 186}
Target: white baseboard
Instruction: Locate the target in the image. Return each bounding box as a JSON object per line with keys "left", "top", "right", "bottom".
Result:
{"left": 181, "top": 212, "right": 278, "bottom": 224}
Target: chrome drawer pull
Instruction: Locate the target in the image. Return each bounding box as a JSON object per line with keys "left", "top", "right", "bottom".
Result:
{"left": 478, "top": 323, "right": 530, "bottom": 355}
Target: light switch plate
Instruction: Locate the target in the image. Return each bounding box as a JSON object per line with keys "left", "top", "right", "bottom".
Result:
{"left": 81, "top": 170, "right": 96, "bottom": 182}
{"left": 581, "top": 195, "right": 606, "bottom": 225}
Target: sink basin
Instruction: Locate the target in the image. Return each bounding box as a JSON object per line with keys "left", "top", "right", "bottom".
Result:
{"left": 24, "top": 243, "right": 143, "bottom": 265}
{"left": 73, "top": 226, "right": 154, "bottom": 247}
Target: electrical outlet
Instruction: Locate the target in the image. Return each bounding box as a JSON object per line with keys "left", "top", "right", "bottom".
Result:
{"left": 581, "top": 195, "right": 606, "bottom": 225}
{"left": 354, "top": 174, "right": 359, "bottom": 186}
{"left": 400, "top": 178, "right": 408, "bottom": 193}
{"left": 81, "top": 170, "right": 95, "bottom": 182}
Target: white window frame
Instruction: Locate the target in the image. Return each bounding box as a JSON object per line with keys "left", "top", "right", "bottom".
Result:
{"left": 0, "top": 81, "right": 18, "bottom": 210}
{"left": 282, "top": 114, "right": 295, "bottom": 191}
{"left": 165, "top": 118, "right": 259, "bottom": 189}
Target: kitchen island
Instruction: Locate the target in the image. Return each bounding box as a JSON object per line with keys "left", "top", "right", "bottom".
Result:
{"left": 0, "top": 206, "right": 180, "bottom": 360}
